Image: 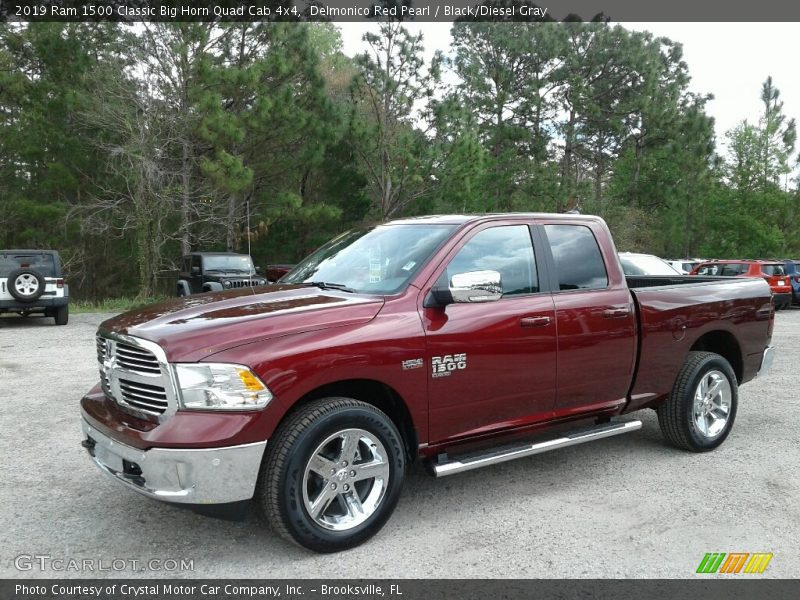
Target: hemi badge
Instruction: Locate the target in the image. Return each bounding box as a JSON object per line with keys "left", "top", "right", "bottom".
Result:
{"left": 402, "top": 358, "right": 424, "bottom": 370}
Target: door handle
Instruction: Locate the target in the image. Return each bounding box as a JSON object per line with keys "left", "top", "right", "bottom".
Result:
{"left": 602, "top": 307, "right": 631, "bottom": 319}
{"left": 520, "top": 316, "right": 551, "bottom": 328}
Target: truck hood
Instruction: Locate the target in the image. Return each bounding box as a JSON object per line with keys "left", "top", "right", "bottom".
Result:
{"left": 99, "top": 285, "right": 385, "bottom": 362}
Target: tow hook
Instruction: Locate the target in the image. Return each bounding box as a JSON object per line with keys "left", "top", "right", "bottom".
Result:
{"left": 81, "top": 437, "right": 96, "bottom": 457}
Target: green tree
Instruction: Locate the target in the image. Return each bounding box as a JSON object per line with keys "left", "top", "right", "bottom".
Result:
{"left": 349, "top": 22, "right": 440, "bottom": 218}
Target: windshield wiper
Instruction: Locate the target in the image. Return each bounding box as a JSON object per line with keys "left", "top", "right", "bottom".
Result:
{"left": 303, "top": 281, "right": 356, "bottom": 293}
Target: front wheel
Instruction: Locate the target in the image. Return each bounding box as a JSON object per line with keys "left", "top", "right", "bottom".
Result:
{"left": 257, "top": 398, "right": 405, "bottom": 553}
{"left": 657, "top": 351, "right": 738, "bottom": 452}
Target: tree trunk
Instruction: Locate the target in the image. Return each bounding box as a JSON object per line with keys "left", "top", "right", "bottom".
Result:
{"left": 181, "top": 139, "right": 191, "bottom": 255}
{"left": 226, "top": 194, "right": 238, "bottom": 252}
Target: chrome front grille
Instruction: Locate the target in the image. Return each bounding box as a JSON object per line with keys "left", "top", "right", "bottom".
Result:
{"left": 96, "top": 333, "right": 175, "bottom": 419}
{"left": 119, "top": 378, "right": 169, "bottom": 413}
{"left": 115, "top": 341, "right": 161, "bottom": 374}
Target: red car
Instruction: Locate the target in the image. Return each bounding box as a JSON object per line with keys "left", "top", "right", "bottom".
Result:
{"left": 691, "top": 260, "right": 793, "bottom": 310}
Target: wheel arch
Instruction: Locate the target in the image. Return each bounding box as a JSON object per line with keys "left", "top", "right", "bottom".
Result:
{"left": 690, "top": 330, "right": 743, "bottom": 383}
{"left": 280, "top": 379, "right": 419, "bottom": 463}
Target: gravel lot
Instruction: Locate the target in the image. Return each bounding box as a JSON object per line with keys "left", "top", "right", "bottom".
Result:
{"left": 1, "top": 308, "right": 798, "bottom": 579}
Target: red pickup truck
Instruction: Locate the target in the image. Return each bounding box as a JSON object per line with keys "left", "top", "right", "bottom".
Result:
{"left": 81, "top": 214, "right": 775, "bottom": 552}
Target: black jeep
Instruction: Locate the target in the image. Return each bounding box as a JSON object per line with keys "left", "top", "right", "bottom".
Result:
{"left": 0, "top": 249, "right": 69, "bottom": 325}
{"left": 177, "top": 252, "right": 269, "bottom": 296}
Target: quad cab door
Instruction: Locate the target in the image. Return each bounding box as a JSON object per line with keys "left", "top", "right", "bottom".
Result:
{"left": 421, "top": 221, "right": 557, "bottom": 444}
{"left": 539, "top": 222, "right": 637, "bottom": 417}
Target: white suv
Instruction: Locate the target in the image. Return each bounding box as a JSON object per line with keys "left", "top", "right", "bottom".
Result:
{"left": 0, "top": 250, "right": 69, "bottom": 325}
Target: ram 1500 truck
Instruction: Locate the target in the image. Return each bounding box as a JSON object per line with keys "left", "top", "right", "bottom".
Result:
{"left": 80, "top": 214, "right": 775, "bottom": 552}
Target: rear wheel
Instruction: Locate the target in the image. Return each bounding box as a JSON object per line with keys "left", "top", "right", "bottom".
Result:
{"left": 257, "top": 397, "right": 405, "bottom": 553}
{"left": 54, "top": 305, "right": 68, "bottom": 326}
{"left": 657, "top": 351, "right": 738, "bottom": 452}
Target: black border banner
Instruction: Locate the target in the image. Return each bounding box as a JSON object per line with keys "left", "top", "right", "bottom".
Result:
{"left": 4, "top": 0, "right": 800, "bottom": 22}
{"left": 2, "top": 579, "right": 800, "bottom": 600}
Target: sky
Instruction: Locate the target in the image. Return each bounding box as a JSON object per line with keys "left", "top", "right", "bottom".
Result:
{"left": 337, "top": 22, "right": 800, "bottom": 160}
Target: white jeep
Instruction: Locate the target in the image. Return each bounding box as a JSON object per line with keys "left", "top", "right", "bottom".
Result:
{"left": 0, "top": 250, "right": 69, "bottom": 325}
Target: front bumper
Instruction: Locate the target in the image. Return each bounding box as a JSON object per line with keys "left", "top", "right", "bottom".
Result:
{"left": 756, "top": 346, "right": 775, "bottom": 378}
{"left": 0, "top": 296, "right": 68, "bottom": 309}
{"left": 81, "top": 417, "right": 266, "bottom": 504}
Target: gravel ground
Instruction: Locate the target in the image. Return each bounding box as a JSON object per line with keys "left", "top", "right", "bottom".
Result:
{"left": 0, "top": 308, "right": 798, "bottom": 579}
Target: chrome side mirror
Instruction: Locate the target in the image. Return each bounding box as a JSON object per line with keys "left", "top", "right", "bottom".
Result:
{"left": 449, "top": 270, "right": 502, "bottom": 303}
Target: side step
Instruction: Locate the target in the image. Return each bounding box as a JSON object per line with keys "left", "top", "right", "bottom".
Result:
{"left": 432, "top": 420, "right": 642, "bottom": 477}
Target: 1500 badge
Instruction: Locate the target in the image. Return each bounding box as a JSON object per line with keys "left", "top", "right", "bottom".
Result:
{"left": 431, "top": 353, "right": 467, "bottom": 378}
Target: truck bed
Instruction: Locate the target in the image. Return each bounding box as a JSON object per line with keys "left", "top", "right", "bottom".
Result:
{"left": 625, "top": 276, "right": 773, "bottom": 412}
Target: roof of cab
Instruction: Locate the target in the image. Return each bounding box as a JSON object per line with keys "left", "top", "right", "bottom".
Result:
{"left": 385, "top": 213, "right": 601, "bottom": 226}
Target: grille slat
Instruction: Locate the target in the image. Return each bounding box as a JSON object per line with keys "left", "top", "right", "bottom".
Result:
{"left": 116, "top": 345, "right": 154, "bottom": 358}
{"left": 118, "top": 379, "right": 167, "bottom": 396}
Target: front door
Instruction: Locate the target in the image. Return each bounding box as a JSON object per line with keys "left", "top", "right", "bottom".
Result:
{"left": 422, "top": 222, "right": 557, "bottom": 444}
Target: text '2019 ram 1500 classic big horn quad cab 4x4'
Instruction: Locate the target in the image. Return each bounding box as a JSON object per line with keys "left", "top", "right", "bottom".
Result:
{"left": 80, "top": 214, "right": 775, "bottom": 552}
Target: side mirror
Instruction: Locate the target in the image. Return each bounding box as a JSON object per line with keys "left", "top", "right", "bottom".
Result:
{"left": 255, "top": 266, "right": 263, "bottom": 274}
{"left": 191, "top": 266, "right": 200, "bottom": 275}
{"left": 430, "top": 270, "right": 502, "bottom": 306}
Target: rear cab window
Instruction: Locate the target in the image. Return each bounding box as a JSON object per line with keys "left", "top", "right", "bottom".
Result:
{"left": 543, "top": 224, "right": 608, "bottom": 290}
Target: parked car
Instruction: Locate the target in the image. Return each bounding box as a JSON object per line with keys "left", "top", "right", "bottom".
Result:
{"left": 619, "top": 252, "right": 683, "bottom": 276}
{"left": 177, "top": 252, "right": 269, "bottom": 296}
{"left": 665, "top": 259, "right": 705, "bottom": 274}
{"left": 0, "top": 249, "right": 69, "bottom": 325}
{"left": 782, "top": 260, "right": 800, "bottom": 305}
{"left": 691, "top": 260, "right": 793, "bottom": 310}
{"left": 81, "top": 214, "right": 774, "bottom": 552}
{"left": 265, "top": 264, "right": 295, "bottom": 283}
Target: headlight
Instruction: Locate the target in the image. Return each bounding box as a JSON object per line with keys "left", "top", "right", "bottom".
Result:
{"left": 223, "top": 280, "right": 232, "bottom": 288}
{"left": 175, "top": 363, "right": 273, "bottom": 410}
{"left": 259, "top": 279, "right": 267, "bottom": 285}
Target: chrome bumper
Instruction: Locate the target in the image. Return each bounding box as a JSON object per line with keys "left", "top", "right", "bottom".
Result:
{"left": 757, "top": 346, "right": 776, "bottom": 378}
{"left": 80, "top": 417, "right": 266, "bottom": 504}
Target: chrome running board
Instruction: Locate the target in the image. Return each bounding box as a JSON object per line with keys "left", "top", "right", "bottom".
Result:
{"left": 432, "top": 420, "right": 642, "bottom": 477}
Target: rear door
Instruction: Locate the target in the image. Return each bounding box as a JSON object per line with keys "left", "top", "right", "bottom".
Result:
{"left": 539, "top": 222, "right": 637, "bottom": 417}
{"left": 423, "top": 221, "right": 557, "bottom": 443}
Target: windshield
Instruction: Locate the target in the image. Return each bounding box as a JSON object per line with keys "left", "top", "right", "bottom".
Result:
{"left": 619, "top": 254, "right": 682, "bottom": 276}
{"left": 203, "top": 255, "right": 254, "bottom": 273}
{"left": 281, "top": 224, "right": 456, "bottom": 294}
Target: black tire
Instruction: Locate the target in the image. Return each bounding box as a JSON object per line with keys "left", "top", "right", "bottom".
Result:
{"left": 54, "top": 305, "right": 68, "bottom": 326}
{"left": 257, "top": 397, "right": 405, "bottom": 553}
{"left": 657, "top": 351, "right": 738, "bottom": 452}
{"left": 7, "top": 268, "right": 45, "bottom": 303}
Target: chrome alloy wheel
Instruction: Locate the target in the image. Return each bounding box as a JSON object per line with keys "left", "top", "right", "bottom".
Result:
{"left": 302, "top": 428, "right": 390, "bottom": 532}
{"left": 693, "top": 370, "right": 732, "bottom": 439}
{"left": 14, "top": 273, "right": 40, "bottom": 297}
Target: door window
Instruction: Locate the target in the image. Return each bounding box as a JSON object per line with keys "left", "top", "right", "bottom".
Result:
{"left": 446, "top": 225, "right": 538, "bottom": 296}
{"left": 544, "top": 225, "right": 608, "bottom": 290}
